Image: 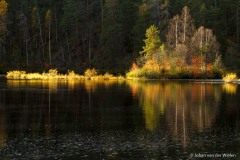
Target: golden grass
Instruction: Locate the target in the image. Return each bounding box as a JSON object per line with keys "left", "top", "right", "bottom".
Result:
{"left": 6, "top": 69, "right": 125, "bottom": 81}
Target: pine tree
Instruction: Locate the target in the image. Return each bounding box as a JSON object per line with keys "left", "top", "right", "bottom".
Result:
{"left": 140, "top": 25, "right": 164, "bottom": 59}
{"left": 132, "top": 3, "right": 150, "bottom": 57}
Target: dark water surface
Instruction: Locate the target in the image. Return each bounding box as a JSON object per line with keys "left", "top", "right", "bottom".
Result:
{"left": 0, "top": 79, "right": 239, "bottom": 159}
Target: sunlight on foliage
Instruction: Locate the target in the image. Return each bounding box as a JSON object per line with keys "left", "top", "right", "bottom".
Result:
{"left": 6, "top": 69, "right": 124, "bottom": 81}
{"left": 7, "top": 71, "right": 26, "bottom": 79}
{"left": 223, "top": 73, "right": 238, "bottom": 83}
{"left": 84, "top": 68, "right": 98, "bottom": 78}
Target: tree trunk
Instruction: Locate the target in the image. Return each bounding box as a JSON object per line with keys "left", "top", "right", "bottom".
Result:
{"left": 26, "top": 39, "right": 29, "bottom": 67}
{"left": 49, "top": 18, "right": 51, "bottom": 65}
{"left": 37, "top": 11, "right": 45, "bottom": 64}
{"left": 183, "top": 8, "right": 186, "bottom": 43}
{"left": 88, "top": 28, "right": 91, "bottom": 68}
{"left": 61, "top": 46, "right": 65, "bottom": 62}
{"left": 66, "top": 33, "right": 71, "bottom": 62}
{"left": 175, "top": 16, "right": 178, "bottom": 47}
{"left": 54, "top": 8, "right": 59, "bottom": 49}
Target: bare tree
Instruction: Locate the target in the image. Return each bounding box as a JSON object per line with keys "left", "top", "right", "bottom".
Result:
{"left": 166, "top": 6, "right": 195, "bottom": 48}
{"left": 181, "top": 6, "right": 195, "bottom": 44}
{"left": 191, "top": 26, "right": 219, "bottom": 69}
{"left": 166, "top": 14, "right": 180, "bottom": 48}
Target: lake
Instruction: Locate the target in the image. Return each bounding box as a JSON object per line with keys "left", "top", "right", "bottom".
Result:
{"left": 0, "top": 79, "right": 239, "bottom": 159}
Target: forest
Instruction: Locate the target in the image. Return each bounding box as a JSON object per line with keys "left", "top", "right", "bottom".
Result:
{"left": 0, "top": 0, "right": 240, "bottom": 76}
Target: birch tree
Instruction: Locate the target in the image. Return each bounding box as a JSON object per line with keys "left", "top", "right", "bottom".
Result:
{"left": 45, "top": 9, "right": 52, "bottom": 65}
{"left": 166, "top": 14, "right": 180, "bottom": 48}
{"left": 191, "top": 26, "right": 219, "bottom": 65}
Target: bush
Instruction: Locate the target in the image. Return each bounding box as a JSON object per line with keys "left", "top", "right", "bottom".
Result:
{"left": 84, "top": 68, "right": 98, "bottom": 78}
{"left": 26, "top": 73, "right": 42, "bottom": 79}
{"left": 48, "top": 69, "right": 58, "bottom": 76}
{"left": 6, "top": 70, "right": 26, "bottom": 79}
{"left": 223, "top": 73, "right": 238, "bottom": 82}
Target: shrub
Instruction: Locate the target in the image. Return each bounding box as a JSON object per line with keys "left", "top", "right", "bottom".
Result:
{"left": 26, "top": 73, "right": 42, "bottom": 79}
{"left": 223, "top": 73, "right": 238, "bottom": 82}
{"left": 6, "top": 70, "right": 26, "bottom": 79}
{"left": 67, "top": 70, "right": 83, "bottom": 79}
{"left": 48, "top": 69, "right": 58, "bottom": 76}
{"left": 103, "top": 72, "right": 114, "bottom": 80}
{"left": 84, "top": 68, "right": 98, "bottom": 78}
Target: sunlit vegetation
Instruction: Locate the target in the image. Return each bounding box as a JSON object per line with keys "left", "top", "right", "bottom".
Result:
{"left": 6, "top": 69, "right": 125, "bottom": 80}
{"left": 126, "top": 6, "right": 224, "bottom": 79}
{"left": 222, "top": 73, "right": 238, "bottom": 83}
{"left": 84, "top": 68, "right": 98, "bottom": 78}
{"left": 0, "top": 0, "right": 239, "bottom": 76}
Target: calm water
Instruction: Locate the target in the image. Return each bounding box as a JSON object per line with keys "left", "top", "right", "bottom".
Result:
{"left": 0, "top": 79, "right": 239, "bottom": 159}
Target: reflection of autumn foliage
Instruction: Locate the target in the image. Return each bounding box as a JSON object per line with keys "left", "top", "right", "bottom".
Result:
{"left": 222, "top": 84, "right": 238, "bottom": 94}
{"left": 127, "top": 81, "right": 221, "bottom": 146}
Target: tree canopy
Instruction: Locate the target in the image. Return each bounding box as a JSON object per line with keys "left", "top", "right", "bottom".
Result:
{"left": 0, "top": 0, "right": 239, "bottom": 73}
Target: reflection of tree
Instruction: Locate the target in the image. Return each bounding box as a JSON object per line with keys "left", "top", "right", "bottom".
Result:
{"left": 5, "top": 80, "right": 131, "bottom": 136}
{"left": 127, "top": 81, "right": 221, "bottom": 146}
{"left": 128, "top": 81, "right": 166, "bottom": 131}
{"left": 222, "top": 84, "right": 238, "bottom": 94}
{"left": 0, "top": 105, "right": 7, "bottom": 149}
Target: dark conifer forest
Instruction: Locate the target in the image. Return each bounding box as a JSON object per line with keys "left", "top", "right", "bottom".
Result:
{"left": 0, "top": 0, "right": 239, "bottom": 74}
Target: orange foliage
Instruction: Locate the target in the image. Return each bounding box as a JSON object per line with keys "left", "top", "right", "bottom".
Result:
{"left": 44, "top": 63, "right": 50, "bottom": 68}
{"left": 206, "top": 63, "right": 213, "bottom": 72}
{"left": 131, "top": 62, "right": 138, "bottom": 70}
{"left": 191, "top": 57, "right": 201, "bottom": 78}
{"left": 143, "top": 60, "right": 160, "bottom": 72}
{"left": 163, "top": 59, "right": 171, "bottom": 70}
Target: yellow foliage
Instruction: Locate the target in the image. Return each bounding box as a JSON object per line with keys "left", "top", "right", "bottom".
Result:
{"left": 48, "top": 69, "right": 58, "bottom": 76}
{"left": 26, "top": 73, "right": 42, "bottom": 79}
{"left": 223, "top": 73, "right": 238, "bottom": 83}
{"left": 0, "top": 0, "right": 7, "bottom": 16}
{"left": 6, "top": 70, "right": 26, "bottom": 79}
{"left": 84, "top": 68, "right": 98, "bottom": 78}
{"left": 143, "top": 59, "right": 160, "bottom": 72}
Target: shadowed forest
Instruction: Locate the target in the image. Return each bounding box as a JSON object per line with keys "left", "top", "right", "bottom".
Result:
{"left": 0, "top": 0, "right": 239, "bottom": 76}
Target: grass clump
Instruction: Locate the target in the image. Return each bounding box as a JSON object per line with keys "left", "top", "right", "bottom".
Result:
{"left": 223, "top": 73, "right": 238, "bottom": 83}
{"left": 6, "top": 68, "right": 124, "bottom": 81}
{"left": 84, "top": 68, "right": 98, "bottom": 78}
{"left": 67, "top": 70, "right": 84, "bottom": 79}
{"left": 25, "top": 73, "right": 42, "bottom": 79}
{"left": 7, "top": 70, "right": 27, "bottom": 79}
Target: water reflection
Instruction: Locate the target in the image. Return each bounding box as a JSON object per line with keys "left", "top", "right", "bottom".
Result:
{"left": 1, "top": 79, "right": 240, "bottom": 150}
{"left": 0, "top": 105, "right": 7, "bottom": 149}
{"left": 127, "top": 81, "right": 223, "bottom": 146}
{"left": 222, "top": 83, "right": 238, "bottom": 94}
